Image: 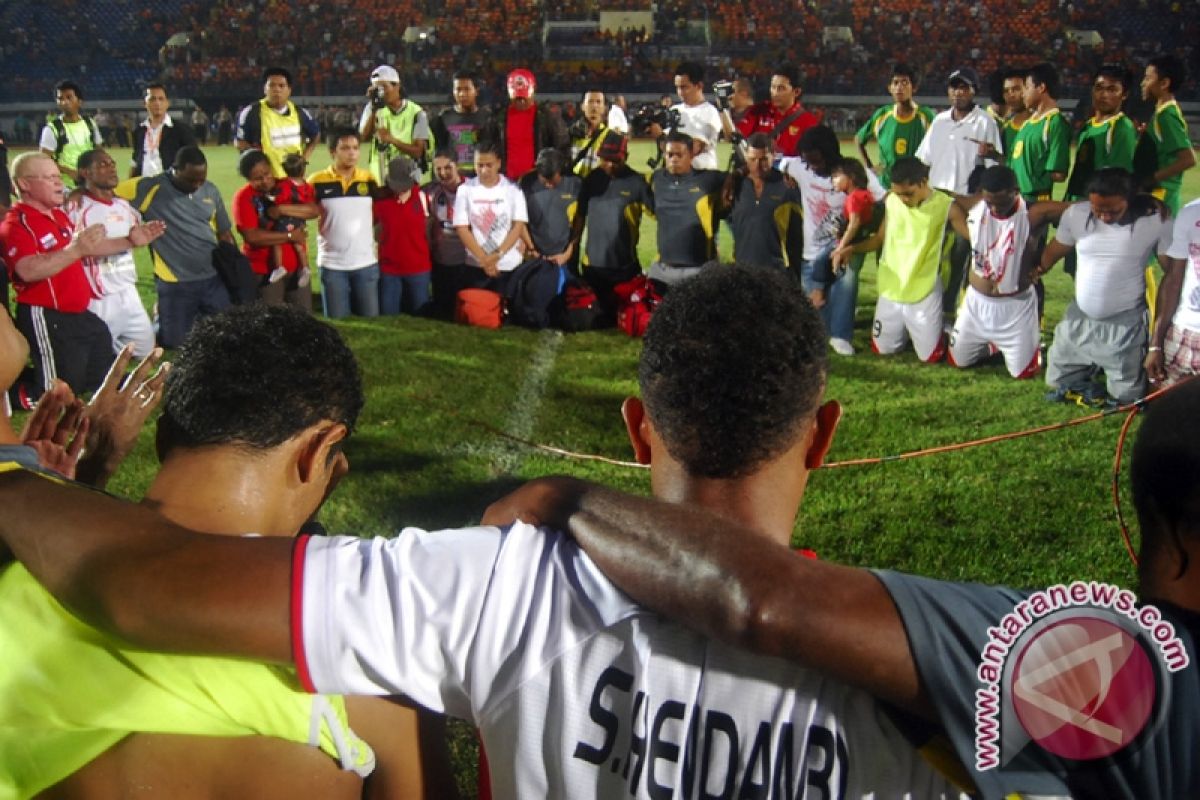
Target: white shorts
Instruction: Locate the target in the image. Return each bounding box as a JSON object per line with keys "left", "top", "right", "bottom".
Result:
{"left": 88, "top": 285, "right": 155, "bottom": 357}
{"left": 948, "top": 286, "right": 1040, "bottom": 378}
{"left": 872, "top": 282, "right": 945, "bottom": 362}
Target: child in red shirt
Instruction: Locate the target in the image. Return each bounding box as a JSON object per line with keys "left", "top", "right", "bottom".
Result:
{"left": 269, "top": 154, "right": 313, "bottom": 286}
{"left": 373, "top": 156, "right": 432, "bottom": 315}
{"left": 809, "top": 157, "right": 876, "bottom": 307}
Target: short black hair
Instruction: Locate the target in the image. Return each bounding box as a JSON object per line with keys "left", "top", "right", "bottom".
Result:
{"left": 797, "top": 125, "right": 840, "bottom": 165}
{"left": 890, "top": 156, "right": 929, "bottom": 185}
{"left": 979, "top": 164, "right": 1018, "bottom": 193}
{"left": 535, "top": 147, "right": 565, "bottom": 179}
{"left": 640, "top": 264, "right": 828, "bottom": 479}
{"left": 475, "top": 139, "right": 502, "bottom": 158}
{"left": 173, "top": 145, "right": 207, "bottom": 169}
{"left": 746, "top": 132, "right": 774, "bottom": 151}
{"left": 237, "top": 148, "right": 269, "bottom": 178}
{"left": 55, "top": 80, "right": 83, "bottom": 99}
{"left": 158, "top": 305, "right": 364, "bottom": 454}
{"left": 76, "top": 149, "right": 106, "bottom": 172}
{"left": 326, "top": 127, "right": 360, "bottom": 151}
{"left": 831, "top": 156, "right": 868, "bottom": 189}
{"left": 675, "top": 61, "right": 705, "bottom": 86}
{"left": 263, "top": 67, "right": 293, "bottom": 86}
{"left": 665, "top": 130, "right": 694, "bottom": 149}
{"left": 1093, "top": 63, "right": 1133, "bottom": 92}
{"left": 433, "top": 147, "right": 457, "bottom": 162}
{"left": 1147, "top": 54, "right": 1187, "bottom": 93}
{"left": 452, "top": 70, "right": 476, "bottom": 85}
{"left": 773, "top": 62, "right": 801, "bottom": 89}
{"left": 1132, "top": 379, "right": 1200, "bottom": 556}
{"left": 1025, "top": 62, "right": 1060, "bottom": 98}
{"left": 281, "top": 153, "right": 307, "bottom": 178}
{"left": 891, "top": 63, "right": 917, "bottom": 85}
{"left": 144, "top": 82, "right": 167, "bottom": 96}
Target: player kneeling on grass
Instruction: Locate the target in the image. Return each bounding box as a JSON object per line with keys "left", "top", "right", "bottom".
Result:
{"left": 844, "top": 157, "right": 952, "bottom": 362}
{"left": 0, "top": 267, "right": 966, "bottom": 800}
{"left": 945, "top": 165, "right": 1069, "bottom": 378}
{"left": 1038, "top": 167, "right": 1172, "bottom": 408}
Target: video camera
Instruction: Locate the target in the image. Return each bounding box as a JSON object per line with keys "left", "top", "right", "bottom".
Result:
{"left": 711, "top": 79, "right": 735, "bottom": 109}
{"left": 369, "top": 85, "right": 387, "bottom": 110}
{"left": 630, "top": 104, "right": 680, "bottom": 138}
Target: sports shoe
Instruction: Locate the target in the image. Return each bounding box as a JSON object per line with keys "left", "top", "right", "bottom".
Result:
{"left": 296, "top": 267, "right": 311, "bottom": 288}
{"left": 829, "top": 337, "right": 855, "bottom": 356}
{"left": 268, "top": 266, "right": 288, "bottom": 284}
{"left": 1045, "top": 386, "right": 1083, "bottom": 404}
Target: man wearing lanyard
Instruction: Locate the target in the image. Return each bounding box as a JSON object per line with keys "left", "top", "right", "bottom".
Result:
{"left": 130, "top": 83, "right": 196, "bottom": 179}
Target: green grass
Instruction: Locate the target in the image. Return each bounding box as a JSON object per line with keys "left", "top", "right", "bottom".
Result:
{"left": 9, "top": 140, "right": 1200, "bottom": 797}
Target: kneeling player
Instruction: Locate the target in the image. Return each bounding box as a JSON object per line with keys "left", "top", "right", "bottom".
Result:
{"left": 946, "top": 166, "right": 1068, "bottom": 377}
{"left": 848, "top": 157, "right": 949, "bottom": 362}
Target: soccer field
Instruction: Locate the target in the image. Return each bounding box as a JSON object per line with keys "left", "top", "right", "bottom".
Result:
{"left": 11, "top": 139, "right": 1199, "bottom": 795}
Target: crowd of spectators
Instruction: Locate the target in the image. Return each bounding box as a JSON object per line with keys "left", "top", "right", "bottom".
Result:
{"left": 0, "top": 0, "right": 1196, "bottom": 104}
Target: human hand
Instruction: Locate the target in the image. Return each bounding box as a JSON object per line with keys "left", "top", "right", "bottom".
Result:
{"left": 808, "top": 288, "right": 826, "bottom": 308}
{"left": 482, "top": 476, "right": 586, "bottom": 529}
{"left": 480, "top": 253, "right": 501, "bottom": 278}
{"left": 871, "top": 163, "right": 885, "bottom": 176}
{"left": 76, "top": 346, "right": 169, "bottom": 488}
{"left": 376, "top": 128, "right": 397, "bottom": 146}
{"left": 1144, "top": 349, "right": 1166, "bottom": 386}
{"left": 19, "top": 380, "right": 88, "bottom": 479}
{"left": 71, "top": 224, "right": 108, "bottom": 257}
{"left": 129, "top": 220, "right": 166, "bottom": 247}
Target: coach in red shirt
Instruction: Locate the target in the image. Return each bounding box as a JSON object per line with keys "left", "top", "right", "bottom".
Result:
{"left": 734, "top": 63, "right": 822, "bottom": 158}
{"left": 0, "top": 152, "right": 162, "bottom": 407}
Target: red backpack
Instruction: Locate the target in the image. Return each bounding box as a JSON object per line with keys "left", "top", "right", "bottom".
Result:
{"left": 455, "top": 289, "right": 505, "bottom": 329}
{"left": 613, "top": 275, "right": 662, "bottom": 338}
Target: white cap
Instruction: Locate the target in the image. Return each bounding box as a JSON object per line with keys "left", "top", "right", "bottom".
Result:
{"left": 370, "top": 65, "right": 400, "bottom": 84}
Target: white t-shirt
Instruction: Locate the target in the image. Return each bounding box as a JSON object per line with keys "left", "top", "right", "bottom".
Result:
{"left": 1055, "top": 202, "right": 1172, "bottom": 319}
{"left": 296, "top": 523, "right": 963, "bottom": 800}
{"left": 966, "top": 196, "right": 1030, "bottom": 294}
{"left": 780, "top": 157, "right": 886, "bottom": 261}
{"left": 1166, "top": 198, "right": 1200, "bottom": 332}
{"left": 607, "top": 104, "right": 629, "bottom": 135}
{"left": 453, "top": 176, "right": 529, "bottom": 272}
{"left": 915, "top": 106, "right": 1002, "bottom": 195}
{"left": 67, "top": 193, "right": 140, "bottom": 295}
{"left": 671, "top": 101, "right": 723, "bottom": 171}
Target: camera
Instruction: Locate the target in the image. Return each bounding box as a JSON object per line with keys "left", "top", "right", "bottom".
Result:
{"left": 369, "top": 86, "right": 387, "bottom": 110}
{"left": 712, "top": 79, "right": 735, "bottom": 109}
{"left": 630, "top": 104, "right": 681, "bottom": 137}
{"left": 567, "top": 117, "right": 590, "bottom": 141}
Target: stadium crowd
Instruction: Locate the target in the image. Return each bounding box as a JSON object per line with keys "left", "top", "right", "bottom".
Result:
{"left": 0, "top": 2, "right": 1199, "bottom": 795}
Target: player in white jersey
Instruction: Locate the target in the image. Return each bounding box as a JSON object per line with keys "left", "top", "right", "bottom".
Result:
{"left": 68, "top": 149, "right": 155, "bottom": 356}
{"left": 1037, "top": 168, "right": 1173, "bottom": 406}
{"left": 1146, "top": 197, "right": 1200, "bottom": 386}
{"left": 946, "top": 166, "right": 1069, "bottom": 377}
{"left": 0, "top": 267, "right": 966, "bottom": 800}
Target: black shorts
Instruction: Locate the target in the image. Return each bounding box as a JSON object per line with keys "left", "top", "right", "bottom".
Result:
{"left": 15, "top": 304, "right": 113, "bottom": 399}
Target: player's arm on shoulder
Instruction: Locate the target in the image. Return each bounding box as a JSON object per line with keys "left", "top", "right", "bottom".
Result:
{"left": 0, "top": 469, "right": 294, "bottom": 662}
{"left": 484, "top": 477, "right": 928, "bottom": 715}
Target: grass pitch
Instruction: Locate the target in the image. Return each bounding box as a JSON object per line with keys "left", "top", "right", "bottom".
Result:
{"left": 11, "top": 138, "right": 1200, "bottom": 796}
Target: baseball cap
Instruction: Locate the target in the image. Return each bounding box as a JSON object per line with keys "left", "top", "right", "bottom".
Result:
{"left": 386, "top": 156, "right": 417, "bottom": 193}
{"left": 507, "top": 68, "right": 536, "bottom": 99}
{"left": 597, "top": 130, "right": 628, "bottom": 162}
{"left": 371, "top": 65, "right": 400, "bottom": 84}
{"left": 947, "top": 67, "right": 979, "bottom": 90}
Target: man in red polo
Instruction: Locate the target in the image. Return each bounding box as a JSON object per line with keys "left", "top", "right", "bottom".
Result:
{"left": 732, "top": 63, "right": 821, "bottom": 158}
{"left": 1, "top": 152, "right": 162, "bottom": 408}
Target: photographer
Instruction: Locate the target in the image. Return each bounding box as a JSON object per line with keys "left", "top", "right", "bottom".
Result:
{"left": 648, "top": 62, "right": 723, "bottom": 171}
{"left": 359, "top": 65, "right": 430, "bottom": 186}
{"left": 728, "top": 64, "right": 821, "bottom": 158}
{"left": 570, "top": 90, "right": 609, "bottom": 177}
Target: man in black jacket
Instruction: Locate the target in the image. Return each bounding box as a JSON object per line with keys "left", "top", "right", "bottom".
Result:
{"left": 130, "top": 83, "right": 196, "bottom": 178}
{"left": 498, "top": 68, "right": 569, "bottom": 181}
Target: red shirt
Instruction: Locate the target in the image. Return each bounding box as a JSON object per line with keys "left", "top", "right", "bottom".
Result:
{"left": 844, "top": 188, "right": 874, "bottom": 219}
{"left": 373, "top": 189, "right": 431, "bottom": 276}
{"left": 735, "top": 101, "right": 822, "bottom": 157}
{"left": 0, "top": 203, "right": 94, "bottom": 311}
{"left": 232, "top": 183, "right": 301, "bottom": 275}
{"left": 275, "top": 178, "right": 316, "bottom": 205}
{"left": 505, "top": 105, "right": 537, "bottom": 179}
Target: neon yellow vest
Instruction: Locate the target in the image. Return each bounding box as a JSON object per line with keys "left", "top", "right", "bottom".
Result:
{"left": 878, "top": 191, "right": 952, "bottom": 303}
{"left": 259, "top": 99, "right": 305, "bottom": 177}
{"left": 367, "top": 100, "right": 423, "bottom": 183}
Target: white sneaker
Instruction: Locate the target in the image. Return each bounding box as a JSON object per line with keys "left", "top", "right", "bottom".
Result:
{"left": 297, "top": 267, "right": 311, "bottom": 288}
{"left": 830, "top": 337, "right": 855, "bottom": 356}
{"left": 268, "top": 266, "right": 288, "bottom": 284}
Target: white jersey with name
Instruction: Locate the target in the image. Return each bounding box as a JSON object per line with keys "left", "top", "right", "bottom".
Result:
{"left": 1055, "top": 203, "right": 1172, "bottom": 319}
{"left": 671, "top": 101, "right": 723, "bottom": 171}
{"left": 1166, "top": 198, "right": 1200, "bottom": 332}
{"left": 966, "top": 197, "right": 1030, "bottom": 294}
{"left": 67, "top": 192, "right": 140, "bottom": 296}
{"left": 296, "top": 523, "right": 963, "bottom": 800}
